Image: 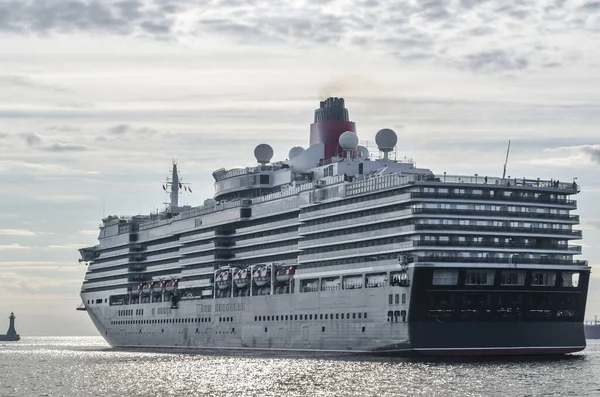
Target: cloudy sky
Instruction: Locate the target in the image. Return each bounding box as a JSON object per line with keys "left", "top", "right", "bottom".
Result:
{"left": 1, "top": 0, "right": 600, "bottom": 336}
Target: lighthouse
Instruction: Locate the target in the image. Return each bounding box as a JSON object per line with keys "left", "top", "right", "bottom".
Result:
{"left": 0, "top": 312, "right": 20, "bottom": 341}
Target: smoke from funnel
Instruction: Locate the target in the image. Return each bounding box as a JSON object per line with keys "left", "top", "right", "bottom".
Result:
{"left": 318, "top": 75, "right": 379, "bottom": 100}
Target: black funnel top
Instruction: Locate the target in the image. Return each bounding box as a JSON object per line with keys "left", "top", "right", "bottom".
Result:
{"left": 314, "top": 97, "right": 349, "bottom": 122}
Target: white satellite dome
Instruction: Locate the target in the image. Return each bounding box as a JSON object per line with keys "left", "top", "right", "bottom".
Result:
{"left": 254, "top": 143, "right": 274, "bottom": 164}
{"left": 339, "top": 131, "right": 359, "bottom": 150}
{"left": 288, "top": 146, "right": 305, "bottom": 159}
{"left": 375, "top": 128, "right": 397, "bottom": 152}
{"left": 357, "top": 145, "right": 369, "bottom": 158}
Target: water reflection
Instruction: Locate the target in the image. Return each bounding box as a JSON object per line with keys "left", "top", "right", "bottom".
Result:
{"left": 0, "top": 338, "right": 599, "bottom": 397}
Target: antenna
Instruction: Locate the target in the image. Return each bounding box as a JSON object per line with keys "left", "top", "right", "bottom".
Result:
{"left": 502, "top": 140, "right": 511, "bottom": 179}
{"left": 162, "top": 160, "right": 192, "bottom": 212}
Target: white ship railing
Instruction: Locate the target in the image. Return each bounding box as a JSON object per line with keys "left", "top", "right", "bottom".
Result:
{"left": 435, "top": 174, "right": 577, "bottom": 190}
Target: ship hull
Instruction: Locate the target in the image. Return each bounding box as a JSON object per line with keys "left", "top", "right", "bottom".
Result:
{"left": 83, "top": 282, "right": 587, "bottom": 356}
{"left": 409, "top": 321, "right": 585, "bottom": 356}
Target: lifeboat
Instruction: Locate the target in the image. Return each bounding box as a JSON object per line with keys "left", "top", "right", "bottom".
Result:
{"left": 253, "top": 266, "right": 271, "bottom": 287}
{"left": 158, "top": 280, "right": 168, "bottom": 292}
{"left": 276, "top": 266, "right": 295, "bottom": 283}
{"left": 165, "top": 279, "right": 179, "bottom": 292}
{"left": 233, "top": 268, "right": 251, "bottom": 288}
{"left": 216, "top": 270, "right": 232, "bottom": 290}
{"left": 150, "top": 281, "right": 162, "bottom": 294}
{"left": 140, "top": 283, "right": 151, "bottom": 295}
{"left": 131, "top": 283, "right": 143, "bottom": 295}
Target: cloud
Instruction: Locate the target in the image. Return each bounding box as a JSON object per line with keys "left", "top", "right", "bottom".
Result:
{"left": 46, "top": 243, "right": 87, "bottom": 249}
{"left": 582, "top": 1, "right": 600, "bottom": 12}
{"left": 46, "top": 125, "right": 82, "bottom": 132}
{"left": 0, "top": 132, "right": 8, "bottom": 138}
{"left": 529, "top": 145, "right": 600, "bottom": 166}
{"left": 0, "top": 229, "right": 36, "bottom": 236}
{"left": 20, "top": 132, "right": 41, "bottom": 146}
{"left": 78, "top": 230, "right": 99, "bottom": 235}
{"left": 581, "top": 145, "right": 600, "bottom": 164}
{"left": 460, "top": 50, "right": 529, "bottom": 72}
{"left": 108, "top": 123, "right": 130, "bottom": 135}
{"left": 42, "top": 143, "right": 89, "bottom": 152}
{"left": 0, "top": 74, "right": 68, "bottom": 92}
{"left": 0, "top": 261, "right": 77, "bottom": 271}
{"left": 106, "top": 124, "right": 158, "bottom": 136}
{"left": 31, "top": 194, "right": 95, "bottom": 202}
{"left": 0, "top": 0, "right": 596, "bottom": 73}
{"left": 0, "top": 270, "right": 82, "bottom": 294}
{"left": 0, "top": 244, "right": 31, "bottom": 250}
{"left": 0, "top": 0, "right": 176, "bottom": 39}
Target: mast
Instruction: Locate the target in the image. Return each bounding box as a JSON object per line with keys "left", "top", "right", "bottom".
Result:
{"left": 502, "top": 140, "right": 511, "bottom": 179}
{"left": 170, "top": 161, "right": 179, "bottom": 210}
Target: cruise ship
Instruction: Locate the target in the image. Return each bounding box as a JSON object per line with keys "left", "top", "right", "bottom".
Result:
{"left": 78, "top": 97, "right": 590, "bottom": 356}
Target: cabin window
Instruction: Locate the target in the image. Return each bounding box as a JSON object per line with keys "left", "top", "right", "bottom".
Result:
{"left": 561, "top": 272, "right": 580, "bottom": 287}
{"left": 402, "top": 294, "right": 406, "bottom": 304}
{"left": 432, "top": 269, "right": 459, "bottom": 286}
{"left": 465, "top": 270, "right": 494, "bottom": 286}
{"left": 531, "top": 272, "right": 556, "bottom": 287}
{"left": 500, "top": 271, "right": 525, "bottom": 286}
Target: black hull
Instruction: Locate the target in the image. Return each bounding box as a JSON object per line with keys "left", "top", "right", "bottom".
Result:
{"left": 408, "top": 321, "right": 585, "bottom": 356}
{"left": 0, "top": 335, "right": 20, "bottom": 342}
{"left": 403, "top": 266, "right": 590, "bottom": 356}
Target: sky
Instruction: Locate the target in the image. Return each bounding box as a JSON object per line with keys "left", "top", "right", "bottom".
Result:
{"left": 1, "top": 0, "right": 600, "bottom": 336}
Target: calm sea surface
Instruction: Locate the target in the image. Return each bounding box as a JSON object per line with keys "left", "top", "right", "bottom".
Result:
{"left": 1, "top": 337, "right": 600, "bottom": 397}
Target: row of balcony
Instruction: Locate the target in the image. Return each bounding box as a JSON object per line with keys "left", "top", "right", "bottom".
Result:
{"left": 410, "top": 192, "right": 576, "bottom": 206}
{"left": 413, "top": 241, "right": 582, "bottom": 251}
{"left": 412, "top": 256, "right": 588, "bottom": 266}
{"left": 413, "top": 224, "right": 581, "bottom": 237}
{"left": 300, "top": 193, "right": 411, "bottom": 220}
{"left": 413, "top": 208, "right": 579, "bottom": 222}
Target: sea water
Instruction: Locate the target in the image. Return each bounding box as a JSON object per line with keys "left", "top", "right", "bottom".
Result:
{"left": 1, "top": 337, "right": 600, "bottom": 397}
